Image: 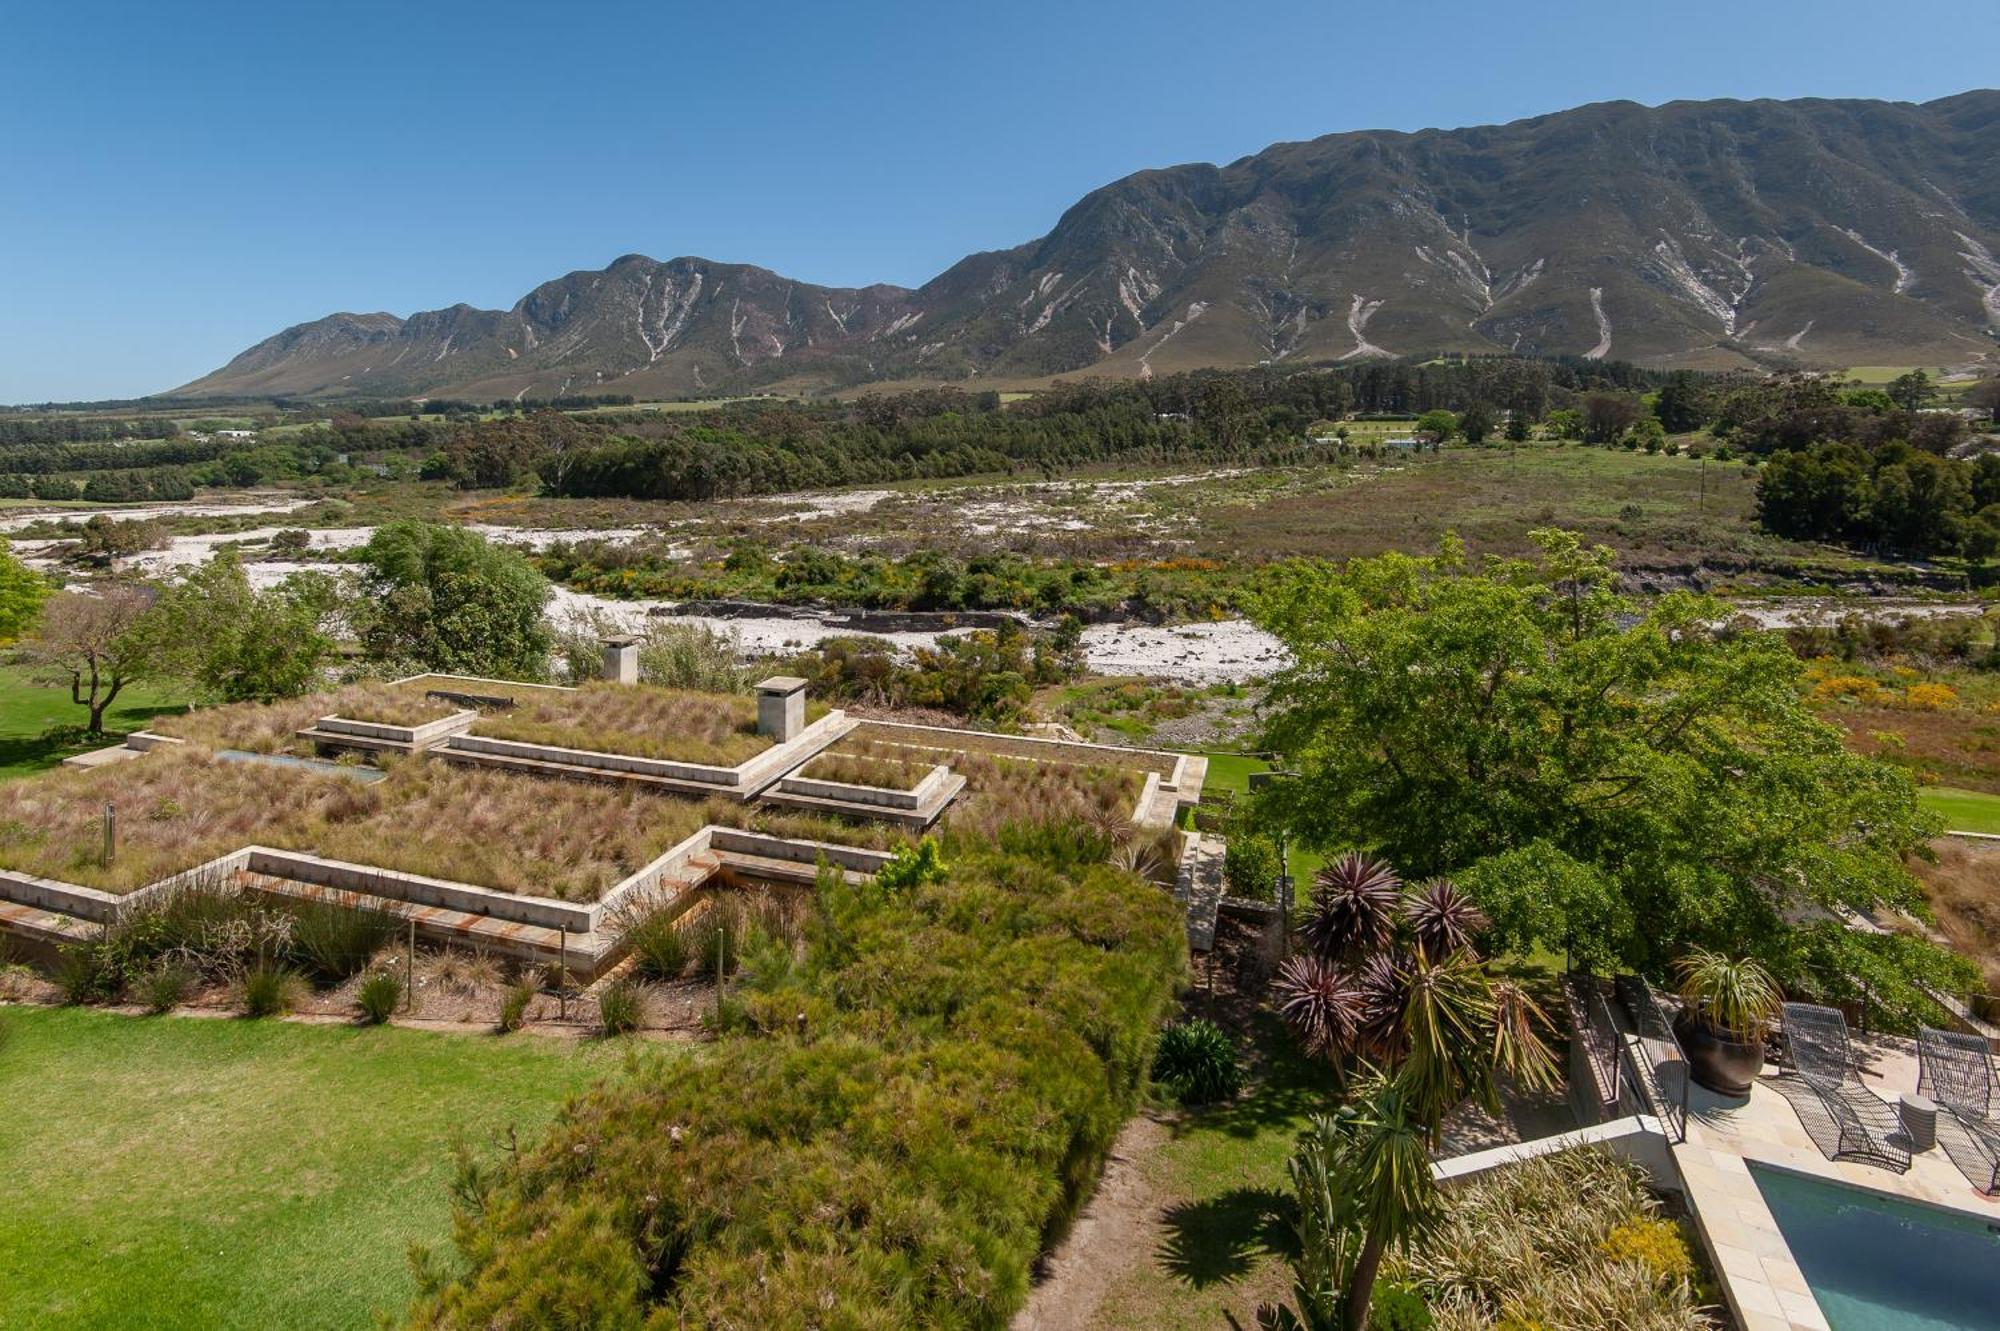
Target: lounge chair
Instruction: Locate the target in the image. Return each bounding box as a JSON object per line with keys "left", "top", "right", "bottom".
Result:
{"left": 1775, "top": 1002, "right": 1911, "bottom": 1171}
{"left": 1917, "top": 1025, "right": 2000, "bottom": 1194}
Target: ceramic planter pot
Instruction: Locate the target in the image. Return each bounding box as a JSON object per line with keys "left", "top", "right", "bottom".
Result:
{"left": 1673, "top": 1008, "right": 1765, "bottom": 1096}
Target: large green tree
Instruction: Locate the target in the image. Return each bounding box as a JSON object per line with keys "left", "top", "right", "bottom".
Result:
{"left": 1251, "top": 530, "right": 1967, "bottom": 1021}
{"left": 0, "top": 540, "right": 50, "bottom": 643}
{"left": 140, "top": 549, "right": 341, "bottom": 702}
{"left": 354, "top": 522, "right": 553, "bottom": 678}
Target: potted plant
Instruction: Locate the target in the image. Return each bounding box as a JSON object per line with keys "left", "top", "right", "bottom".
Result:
{"left": 1671, "top": 949, "right": 1780, "bottom": 1096}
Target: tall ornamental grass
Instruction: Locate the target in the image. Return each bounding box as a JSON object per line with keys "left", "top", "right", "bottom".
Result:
{"left": 1392, "top": 1148, "right": 1715, "bottom": 1330}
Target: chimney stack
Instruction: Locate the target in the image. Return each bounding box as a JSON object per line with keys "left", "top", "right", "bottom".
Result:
{"left": 600, "top": 635, "right": 641, "bottom": 685}
{"left": 756, "top": 676, "right": 808, "bottom": 742}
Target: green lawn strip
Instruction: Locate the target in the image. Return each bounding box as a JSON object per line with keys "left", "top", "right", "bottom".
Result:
{"left": 0, "top": 1007, "right": 620, "bottom": 1330}
{"left": 0, "top": 663, "right": 190, "bottom": 778}
{"left": 1920, "top": 786, "right": 2000, "bottom": 835}
{"left": 1094, "top": 1016, "right": 1339, "bottom": 1329}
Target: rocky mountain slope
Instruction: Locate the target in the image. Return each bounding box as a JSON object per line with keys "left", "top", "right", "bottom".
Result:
{"left": 175, "top": 92, "right": 2000, "bottom": 399}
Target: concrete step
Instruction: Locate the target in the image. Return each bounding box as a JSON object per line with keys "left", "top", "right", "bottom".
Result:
{"left": 1173, "top": 831, "right": 1227, "bottom": 953}
{"left": 435, "top": 745, "right": 752, "bottom": 801}
{"left": 756, "top": 772, "right": 966, "bottom": 829}
{"left": 235, "top": 872, "right": 623, "bottom": 979}
{"left": 0, "top": 898, "right": 95, "bottom": 947}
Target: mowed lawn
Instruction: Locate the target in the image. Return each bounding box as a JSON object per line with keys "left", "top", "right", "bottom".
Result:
{"left": 1921, "top": 786, "right": 2000, "bottom": 835}
{"left": 0, "top": 664, "right": 188, "bottom": 778}
{"left": 0, "top": 1007, "right": 618, "bottom": 1329}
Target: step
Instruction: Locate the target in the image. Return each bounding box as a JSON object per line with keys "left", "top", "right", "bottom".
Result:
{"left": 435, "top": 745, "right": 754, "bottom": 801}
{"left": 756, "top": 772, "right": 966, "bottom": 829}
{"left": 0, "top": 898, "right": 95, "bottom": 947}
{"left": 1173, "top": 831, "right": 1227, "bottom": 953}
{"left": 235, "top": 872, "right": 623, "bottom": 980}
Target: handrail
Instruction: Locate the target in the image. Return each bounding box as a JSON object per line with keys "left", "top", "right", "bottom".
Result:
{"left": 1614, "top": 974, "right": 1691, "bottom": 1145}
{"left": 1563, "top": 974, "right": 1623, "bottom": 1112}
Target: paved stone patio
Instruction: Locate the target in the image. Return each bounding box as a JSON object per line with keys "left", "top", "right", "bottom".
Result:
{"left": 1665, "top": 1035, "right": 1999, "bottom": 1331}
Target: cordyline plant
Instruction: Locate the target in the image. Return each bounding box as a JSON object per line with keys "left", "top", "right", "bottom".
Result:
{"left": 1275, "top": 852, "right": 1555, "bottom": 1132}
{"left": 1263, "top": 853, "right": 1559, "bottom": 1331}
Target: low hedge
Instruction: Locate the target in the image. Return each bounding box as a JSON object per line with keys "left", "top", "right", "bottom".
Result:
{"left": 406, "top": 825, "right": 1187, "bottom": 1329}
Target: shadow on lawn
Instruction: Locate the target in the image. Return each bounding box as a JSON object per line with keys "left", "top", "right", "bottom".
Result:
{"left": 1158, "top": 1185, "right": 1295, "bottom": 1288}
{"left": 0, "top": 706, "right": 188, "bottom": 777}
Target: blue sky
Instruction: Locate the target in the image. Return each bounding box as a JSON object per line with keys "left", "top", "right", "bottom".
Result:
{"left": 3, "top": 0, "right": 1996, "bottom": 402}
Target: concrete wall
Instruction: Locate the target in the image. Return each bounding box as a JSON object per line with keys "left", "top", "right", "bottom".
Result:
{"left": 316, "top": 710, "right": 478, "bottom": 746}
{"left": 1431, "top": 1116, "right": 1679, "bottom": 1189}
{"left": 777, "top": 764, "right": 950, "bottom": 810}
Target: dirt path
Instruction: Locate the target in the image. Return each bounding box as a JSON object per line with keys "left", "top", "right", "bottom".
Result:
{"left": 1013, "top": 1113, "right": 1172, "bottom": 1331}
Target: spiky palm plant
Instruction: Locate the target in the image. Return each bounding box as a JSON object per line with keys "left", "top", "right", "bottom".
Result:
{"left": 1405, "top": 877, "right": 1488, "bottom": 960}
{"left": 1301, "top": 852, "right": 1402, "bottom": 962}
{"left": 1275, "top": 954, "right": 1363, "bottom": 1058}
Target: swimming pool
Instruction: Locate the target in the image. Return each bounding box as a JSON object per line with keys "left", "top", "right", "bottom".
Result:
{"left": 1750, "top": 1163, "right": 2000, "bottom": 1330}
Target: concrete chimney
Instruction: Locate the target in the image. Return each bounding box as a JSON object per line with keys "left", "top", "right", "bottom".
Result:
{"left": 756, "top": 676, "right": 808, "bottom": 742}
{"left": 601, "top": 635, "right": 641, "bottom": 685}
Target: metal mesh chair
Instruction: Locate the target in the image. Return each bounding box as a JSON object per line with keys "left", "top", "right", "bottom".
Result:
{"left": 1776, "top": 1003, "right": 1910, "bottom": 1171}
{"left": 1917, "top": 1025, "right": 2000, "bottom": 1194}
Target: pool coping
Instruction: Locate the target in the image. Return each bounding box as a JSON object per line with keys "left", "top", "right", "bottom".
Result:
{"left": 1676, "top": 1076, "right": 2000, "bottom": 1331}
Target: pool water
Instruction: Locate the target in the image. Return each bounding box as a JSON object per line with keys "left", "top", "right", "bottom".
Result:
{"left": 1750, "top": 1164, "right": 2000, "bottom": 1330}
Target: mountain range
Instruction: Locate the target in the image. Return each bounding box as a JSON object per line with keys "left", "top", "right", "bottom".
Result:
{"left": 173, "top": 91, "right": 2000, "bottom": 400}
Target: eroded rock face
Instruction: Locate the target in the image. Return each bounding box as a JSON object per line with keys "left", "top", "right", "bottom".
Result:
{"left": 176, "top": 93, "right": 2000, "bottom": 401}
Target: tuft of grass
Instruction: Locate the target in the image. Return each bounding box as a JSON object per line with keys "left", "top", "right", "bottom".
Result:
{"left": 497, "top": 981, "right": 536, "bottom": 1033}
{"left": 52, "top": 944, "right": 113, "bottom": 1005}
{"left": 1152, "top": 1018, "right": 1244, "bottom": 1105}
{"left": 622, "top": 903, "right": 691, "bottom": 980}
{"left": 355, "top": 971, "right": 401, "bottom": 1025}
{"left": 595, "top": 978, "right": 644, "bottom": 1035}
{"left": 287, "top": 893, "right": 401, "bottom": 983}
{"left": 241, "top": 964, "right": 302, "bottom": 1018}
{"left": 140, "top": 963, "right": 194, "bottom": 1014}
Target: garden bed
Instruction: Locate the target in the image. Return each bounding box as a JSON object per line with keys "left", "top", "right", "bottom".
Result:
{"left": 152, "top": 682, "right": 467, "bottom": 754}
{"left": 0, "top": 748, "right": 729, "bottom": 901}
{"left": 796, "top": 739, "right": 933, "bottom": 791}
{"left": 468, "top": 681, "right": 790, "bottom": 767}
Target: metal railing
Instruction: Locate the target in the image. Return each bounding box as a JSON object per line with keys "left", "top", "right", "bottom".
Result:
{"left": 1563, "top": 974, "right": 1624, "bottom": 1116}
{"left": 1615, "top": 973, "right": 1692, "bottom": 1145}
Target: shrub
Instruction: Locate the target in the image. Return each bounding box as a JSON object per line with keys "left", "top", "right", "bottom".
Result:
{"left": 873, "top": 838, "right": 947, "bottom": 893}
{"left": 498, "top": 981, "right": 535, "bottom": 1033}
{"left": 1223, "top": 832, "right": 1280, "bottom": 900}
{"left": 624, "top": 906, "right": 691, "bottom": 980}
{"left": 241, "top": 964, "right": 301, "bottom": 1017}
{"left": 1370, "top": 1283, "right": 1434, "bottom": 1331}
{"left": 1904, "top": 682, "right": 1959, "bottom": 711}
{"left": 595, "top": 978, "right": 644, "bottom": 1035}
{"left": 140, "top": 962, "right": 194, "bottom": 1014}
{"left": 405, "top": 831, "right": 1186, "bottom": 1329}
{"left": 53, "top": 943, "right": 114, "bottom": 1005}
{"left": 1600, "top": 1218, "right": 1696, "bottom": 1284}
{"left": 288, "top": 895, "right": 400, "bottom": 983}
{"left": 356, "top": 971, "right": 402, "bottom": 1024}
{"left": 1152, "top": 1018, "right": 1244, "bottom": 1105}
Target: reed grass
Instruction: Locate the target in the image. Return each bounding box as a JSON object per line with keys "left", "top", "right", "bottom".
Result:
{"left": 0, "top": 748, "right": 725, "bottom": 901}
{"left": 1393, "top": 1148, "right": 1714, "bottom": 1330}
{"left": 472, "top": 681, "right": 770, "bottom": 766}
{"left": 154, "top": 682, "right": 464, "bottom": 752}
